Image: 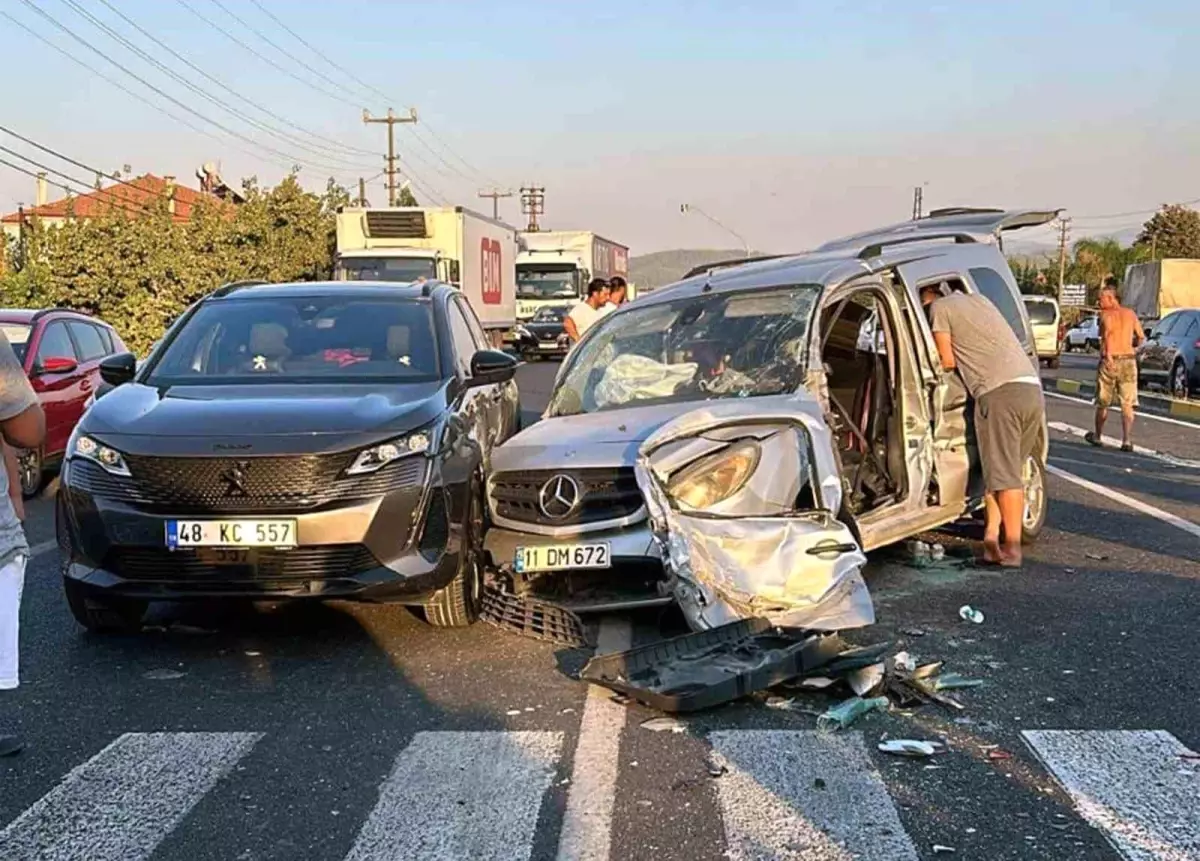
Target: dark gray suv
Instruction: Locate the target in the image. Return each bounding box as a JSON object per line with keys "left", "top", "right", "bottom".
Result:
{"left": 56, "top": 281, "right": 519, "bottom": 632}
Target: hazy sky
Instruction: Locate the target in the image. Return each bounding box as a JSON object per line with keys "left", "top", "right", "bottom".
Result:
{"left": 2, "top": 0, "right": 1197, "bottom": 256}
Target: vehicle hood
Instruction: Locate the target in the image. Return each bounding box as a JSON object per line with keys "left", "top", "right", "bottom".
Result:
{"left": 83, "top": 381, "right": 447, "bottom": 453}
{"left": 524, "top": 320, "right": 565, "bottom": 338}
{"left": 492, "top": 391, "right": 826, "bottom": 472}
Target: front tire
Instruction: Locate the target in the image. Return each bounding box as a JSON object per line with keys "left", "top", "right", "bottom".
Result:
{"left": 421, "top": 487, "right": 484, "bottom": 628}
{"left": 18, "top": 448, "right": 42, "bottom": 499}
{"left": 63, "top": 576, "right": 147, "bottom": 634}
{"left": 1021, "top": 457, "right": 1047, "bottom": 544}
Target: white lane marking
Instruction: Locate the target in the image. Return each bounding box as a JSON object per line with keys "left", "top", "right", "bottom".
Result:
{"left": 30, "top": 539, "right": 57, "bottom": 559}
{"left": 1046, "top": 464, "right": 1200, "bottom": 541}
{"left": 709, "top": 730, "right": 920, "bottom": 861}
{"left": 555, "top": 617, "right": 632, "bottom": 861}
{"left": 0, "top": 731, "right": 262, "bottom": 861}
{"left": 345, "top": 731, "right": 563, "bottom": 861}
{"left": 1045, "top": 389, "right": 1200, "bottom": 429}
{"left": 1048, "top": 421, "right": 1200, "bottom": 469}
{"left": 1023, "top": 730, "right": 1200, "bottom": 861}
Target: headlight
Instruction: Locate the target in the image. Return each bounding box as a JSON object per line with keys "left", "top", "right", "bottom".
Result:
{"left": 666, "top": 441, "right": 760, "bottom": 510}
{"left": 70, "top": 435, "right": 131, "bottom": 477}
{"left": 346, "top": 431, "right": 431, "bottom": 475}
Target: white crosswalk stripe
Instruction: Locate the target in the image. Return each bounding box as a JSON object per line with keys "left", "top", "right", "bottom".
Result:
{"left": 0, "top": 731, "right": 262, "bottom": 861}
{"left": 710, "top": 730, "right": 920, "bottom": 861}
{"left": 1022, "top": 729, "right": 1200, "bottom": 861}
{"left": 3, "top": 726, "right": 1199, "bottom": 860}
{"left": 344, "top": 730, "right": 564, "bottom": 861}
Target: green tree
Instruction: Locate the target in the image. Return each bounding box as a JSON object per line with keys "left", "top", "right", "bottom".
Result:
{"left": 398, "top": 186, "right": 419, "bottom": 207}
{"left": 1136, "top": 204, "right": 1200, "bottom": 259}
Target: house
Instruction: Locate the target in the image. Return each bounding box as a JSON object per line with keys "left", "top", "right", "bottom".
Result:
{"left": 1, "top": 170, "right": 243, "bottom": 243}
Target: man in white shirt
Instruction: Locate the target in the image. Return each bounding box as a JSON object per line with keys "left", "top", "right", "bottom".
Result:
{"left": 564, "top": 278, "right": 611, "bottom": 344}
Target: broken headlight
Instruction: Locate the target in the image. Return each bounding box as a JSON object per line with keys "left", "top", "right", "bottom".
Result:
{"left": 666, "top": 440, "right": 760, "bottom": 510}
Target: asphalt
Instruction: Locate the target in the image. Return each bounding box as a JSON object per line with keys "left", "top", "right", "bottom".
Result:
{"left": 1, "top": 359, "right": 1197, "bottom": 861}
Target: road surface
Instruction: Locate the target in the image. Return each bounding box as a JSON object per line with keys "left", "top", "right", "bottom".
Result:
{"left": 2, "top": 360, "right": 1197, "bottom": 861}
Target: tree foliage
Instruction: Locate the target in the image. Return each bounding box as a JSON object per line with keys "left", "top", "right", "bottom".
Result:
{"left": 0, "top": 173, "right": 350, "bottom": 354}
{"left": 1136, "top": 204, "right": 1200, "bottom": 259}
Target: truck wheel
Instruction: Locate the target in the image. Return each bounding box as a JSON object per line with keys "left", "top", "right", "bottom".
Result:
{"left": 421, "top": 486, "right": 484, "bottom": 628}
{"left": 63, "top": 576, "right": 147, "bottom": 634}
{"left": 1021, "top": 457, "right": 1047, "bottom": 544}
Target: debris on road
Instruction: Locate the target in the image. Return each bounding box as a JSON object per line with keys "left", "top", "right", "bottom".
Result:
{"left": 640, "top": 717, "right": 688, "bottom": 733}
{"left": 878, "top": 739, "right": 944, "bottom": 758}
{"left": 847, "top": 662, "right": 886, "bottom": 696}
{"left": 817, "top": 696, "right": 889, "bottom": 731}
{"left": 958, "top": 605, "right": 985, "bottom": 624}
{"left": 930, "top": 673, "right": 984, "bottom": 691}
{"left": 987, "top": 749, "right": 1014, "bottom": 762}
{"left": 143, "top": 668, "right": 186, "bottom": 680}
{"left": 901, "top": 628, "right": 927, "bottom": 637}
{"left": 932, "top": 845, "right": 956, "bottom": 855}
{"left": 579, "top": 617, "right": 854, "bottom": 713}
{"left": 480, "top": 583, "right": 592, "bottom": 648}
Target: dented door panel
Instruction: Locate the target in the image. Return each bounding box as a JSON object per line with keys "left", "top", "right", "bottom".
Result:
{"left": 634, "top": 398, "right": 874, "bottom": 633}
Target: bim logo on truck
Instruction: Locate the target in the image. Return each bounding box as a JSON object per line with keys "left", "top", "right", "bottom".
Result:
{"left": 481, "top": 238, "right": 502, "bottom": 305}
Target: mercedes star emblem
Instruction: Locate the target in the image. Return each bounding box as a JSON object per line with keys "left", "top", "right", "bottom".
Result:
{"left": 538, "top": 474, "right": 581, "bottom": 520}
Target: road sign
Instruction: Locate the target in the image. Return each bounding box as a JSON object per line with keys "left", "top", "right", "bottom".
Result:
{"left": 1060, "top": 284, "right": 1087, "bottom": 306}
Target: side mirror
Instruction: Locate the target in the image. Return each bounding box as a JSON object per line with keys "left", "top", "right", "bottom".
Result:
{"left": 99, "top": 351, "right": 138, "bottom": 387}
{"left": 467, "top": 349, "right": 518, "bottom": 386}
{"left": 39, "top": 356, "right": 78, "bottom": 374}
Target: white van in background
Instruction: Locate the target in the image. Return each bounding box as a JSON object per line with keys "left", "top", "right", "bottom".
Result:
{"left": 1023, "top": 295, "right": 1062, "bottom": 368}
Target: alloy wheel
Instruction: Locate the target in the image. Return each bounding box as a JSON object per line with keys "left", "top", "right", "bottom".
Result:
{"left": 1022, "top": 457, "right": 1044, "bottom": 531}
{"left": 1171, "top": 363, "right": 1188, "bottom": 399}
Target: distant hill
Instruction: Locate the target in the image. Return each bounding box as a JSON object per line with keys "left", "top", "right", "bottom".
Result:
{"left": 630, "top": 249, "right": 761, "bottom": 290}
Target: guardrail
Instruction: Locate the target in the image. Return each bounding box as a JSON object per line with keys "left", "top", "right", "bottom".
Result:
{"left": 1041, "top": 377, "right": 1200, "bottom": 425}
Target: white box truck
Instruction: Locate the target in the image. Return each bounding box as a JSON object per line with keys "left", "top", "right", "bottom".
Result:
{"left": 1123, "top": 259, "right": 1200, "bottom": 321}
{"left": 515, "top": 230, "right": 630, "bottom": 321}
{"left": 335, "top": 206, "right": 520, "bottom": 342}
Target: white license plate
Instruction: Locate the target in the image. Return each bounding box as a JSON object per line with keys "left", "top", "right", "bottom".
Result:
{"left": 166, "top": 519, "right": 298, "bottom": 550}
{"left": 515, "top": 543, "right": 611, "bottom": 573}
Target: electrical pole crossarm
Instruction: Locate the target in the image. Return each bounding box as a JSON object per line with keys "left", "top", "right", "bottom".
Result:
{"left": 363, "top": 107, "right": 418, "bottom": 207}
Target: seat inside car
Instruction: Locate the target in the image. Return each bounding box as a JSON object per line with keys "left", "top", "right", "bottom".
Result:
{"left": 242, "top": 322, "right": 291, "bottom": 372}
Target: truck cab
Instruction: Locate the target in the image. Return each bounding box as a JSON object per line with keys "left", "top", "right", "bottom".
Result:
{"left": 514, "top": 231, "right": 630, "bottom": 322}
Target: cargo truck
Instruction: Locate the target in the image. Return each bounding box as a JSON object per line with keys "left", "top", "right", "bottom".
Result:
{"left": 514, "top": 230, "right": 630, "bottom": 321}
{"left": 1123, "top": 259, "right": 1200, "bottom": 322}
{"left": 335, "top": 206, "right": 520, "bottom": 343}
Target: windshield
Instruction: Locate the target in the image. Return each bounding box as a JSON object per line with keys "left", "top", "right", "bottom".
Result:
{"left": 146, "top": 296, "right": 440, "bottom": 386}
{"left": 532, "top": 306, "right": 567, "bottom": 323}
{"left": 517, "top": 267, "right": 578, "bottom": 300}
{"left": 1023, "top": 299, "right": 1058, "bottom": 325}
{"left": 338, "top": 256, "right": 436, "bottom": 283}
{"left": 547, "top": 285, "right": 820, "bottom": 417}
{"left": 0, "top": 324, "right": 31, "bottom": 363}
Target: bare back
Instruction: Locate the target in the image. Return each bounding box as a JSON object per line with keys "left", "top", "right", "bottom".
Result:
{"left": 1099, "top": 306, "right": 1143, "bottom": 358}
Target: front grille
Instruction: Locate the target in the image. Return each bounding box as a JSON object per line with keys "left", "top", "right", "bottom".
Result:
{"left": 490, "top": 468, "right": 643, "bottom": 527}
{"left": 70, "top": 455, "right": 426, "bottom": 513}
{"left": 105, "top": 544, "right": 379, "bottom": 582}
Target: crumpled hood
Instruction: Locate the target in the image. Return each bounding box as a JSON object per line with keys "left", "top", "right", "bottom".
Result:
{"left": 83, "top": 381, "right": 447, "bottom": 451}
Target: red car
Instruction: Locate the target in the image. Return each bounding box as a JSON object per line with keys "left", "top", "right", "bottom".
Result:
{"left": 0, "top": 308, "right": 128, "bottom": 496}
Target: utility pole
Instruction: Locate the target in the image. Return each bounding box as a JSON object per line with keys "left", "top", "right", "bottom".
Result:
{"left": 520, "top": 185, "right": 545, "bottom": 232}
{"left": 363, "top": 108, "right": 418, "bottom": 207}
{"left": 1056, "top": 215, "right": 1072, "bottom": 303}
{"left": 478, "top": 188, "right": 513, "bottom": 220}
{"left": 911, "top": 186, "right": 924, "bottom": 220}
{"left": 358, "top": 177, "right": 367, "bottom": 207}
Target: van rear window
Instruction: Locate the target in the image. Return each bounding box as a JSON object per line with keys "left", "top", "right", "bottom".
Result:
{"left": 1023, "top": 300, "right": 1058, "bottom": 325}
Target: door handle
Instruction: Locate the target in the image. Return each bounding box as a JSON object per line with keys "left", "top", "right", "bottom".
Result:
{"left": 79, "top": 378, "right": 92, "bottom": 391}
{"left": 806, "top": 541, "right": 859, "bottom": 556}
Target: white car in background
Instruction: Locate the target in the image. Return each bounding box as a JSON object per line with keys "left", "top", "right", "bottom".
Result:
{"left": 1065, "top": 315, "right": 1100, "bottom": 352}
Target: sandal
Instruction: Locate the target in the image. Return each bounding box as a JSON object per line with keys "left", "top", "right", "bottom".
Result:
{"left": 1084, "top": 432, "right": 1102, "bottom": 447}
{"left": 1120, "top": 443, "right": 1134, "bottom": 453}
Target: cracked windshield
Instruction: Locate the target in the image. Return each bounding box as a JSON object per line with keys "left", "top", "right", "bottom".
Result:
{"left": 548, "top": 285, "right": 819, "bottom": 416}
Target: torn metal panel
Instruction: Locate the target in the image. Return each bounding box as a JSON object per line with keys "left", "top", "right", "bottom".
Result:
{"left": 634, "top": 397, "right": 874, "bottom": 632}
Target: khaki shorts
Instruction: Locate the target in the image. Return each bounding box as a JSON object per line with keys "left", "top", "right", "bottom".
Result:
{"left": 1096, "top": 356, "right": 1138, "bottom": 409}
{"left": 977, "top": 383, "right": 1045, "bottom": 492}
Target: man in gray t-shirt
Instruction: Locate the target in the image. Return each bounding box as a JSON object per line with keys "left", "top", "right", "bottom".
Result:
{"left": 0, "top": 330, "right": 45, "bottom": 757}
{"left": 922, "top": 287, "right": 1045, "bottom": 568}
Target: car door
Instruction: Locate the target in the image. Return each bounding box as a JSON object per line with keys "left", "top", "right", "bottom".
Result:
{"left": 66, "top": 320, "right": 109, "bottom": 423}
{"left": 457, "top": 296, "right": 518, "bottom": 444}
{"left": 1141, "top": 312, "right": 1181, "bottom": 375}
{"left": 29, "top": 320, "right": 84, "bottom": 457}
{"left": 444, "top": 299, "right": 492, "bottom": 487}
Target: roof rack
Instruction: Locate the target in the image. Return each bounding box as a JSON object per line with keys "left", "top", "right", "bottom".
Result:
{"left": 818, "top": 208, "right": 1062, "bottom": 260}
{"left": 856, "top": 232, "right": 979, "bottom": 260}
{"left": 681, "top": 254, "right": 787, "bottom": 281}
{"left": 923, "top": 207, "right": 1005, "bottom": 218}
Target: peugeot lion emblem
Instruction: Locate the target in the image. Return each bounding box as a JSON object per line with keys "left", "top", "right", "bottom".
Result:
{"left": 538, "top": 474, "right": 580, "bottom": 520}
{"left": 220, "top": 461, "right": 250, "bottom": 497}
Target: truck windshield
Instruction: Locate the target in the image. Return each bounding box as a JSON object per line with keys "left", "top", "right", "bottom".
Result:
{"left": 517, "top": 268, "right": 577, "bottom": 300}
{"left": 547, "top": 285, "right": 820, "bottom": 417}
{"left": 339, "top": 257, "right": 436, "bottom": 283}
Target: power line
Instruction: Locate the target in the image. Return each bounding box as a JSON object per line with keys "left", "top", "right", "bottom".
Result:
{"left": 0, "top": 8, "right": 298, "bottom": 173}
{"left": 21, "top": 0, "right": 369, "bottom": 177}
{"left": 0, "top": 144, "right": 152, "bottom": 216}
{"left": 1071, "top": 197, "right": 1200, "bottom": 223}
{"left": 87, "top": 0, "right": 378, "bottom": 161}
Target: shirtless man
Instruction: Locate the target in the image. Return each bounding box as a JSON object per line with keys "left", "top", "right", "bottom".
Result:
{"left": 1087, "top": 278, "right": 1145, "bottom": 452}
